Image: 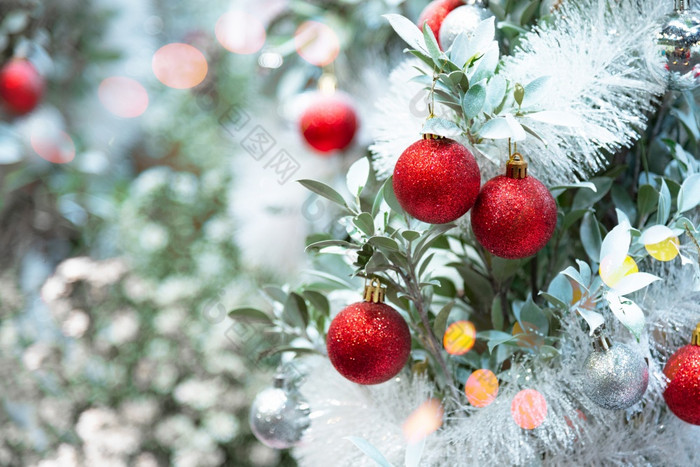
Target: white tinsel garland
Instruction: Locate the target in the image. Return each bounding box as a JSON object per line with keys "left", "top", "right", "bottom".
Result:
{"left": 293, "top": 256, "right": 700, "bottom": 466}
{"left": 370, "top": 0, "right": 669, "bottom": 186}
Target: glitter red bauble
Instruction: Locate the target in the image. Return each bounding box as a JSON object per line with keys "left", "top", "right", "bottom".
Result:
{"left": 417, "top": 0, "right": 465, "bottom": 49}
{"left": 299, "top": 93, "right": 358, "bottom": 154}
{"left": 471, "top": 174, "right": 557, "bottom": 259}
{"left": 663, "top": 344, "right": 700, "bottom": 425}
{"left": 392, "top": 138, "right": 480, "bottom": 224}
{"left": 326, "top": 301, "right": 411, "bottom": 385}
{"left": 0, "top": 59, "right": 44, "bottom": 115}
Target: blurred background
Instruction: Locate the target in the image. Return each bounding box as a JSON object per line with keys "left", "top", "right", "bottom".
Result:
{"left": 0, "top": 0, "right": 421, "bottom": 465}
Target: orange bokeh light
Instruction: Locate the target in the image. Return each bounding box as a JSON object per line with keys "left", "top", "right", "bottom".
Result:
{"left": 98, "top": 76, "right": 149, "bottom": 118}
{"left": 215, "top": 11, "right": 266, "bottom": 54}
{"left": 31, "top": 130, "right": 75, "bottom": 164}
{"left": 152, "top": 43, "right": 208, "bottom": 89}
{"left": 402, "top": 399, "right": 443, "bottom": 443}
{"left": 443, "top": 320, "right": 476, "bottom": 356}
{"left": 511, "top": 389, "right": 547, "bottom": 430}
{"left": 464, "top": 369, "right": 499, "bottom": 408}
{"left": 294, "top": 21, "right": 340, "bottom": 67}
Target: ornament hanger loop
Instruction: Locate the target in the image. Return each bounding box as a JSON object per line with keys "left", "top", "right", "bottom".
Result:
{"left": 592, "top": 325, "right": 612, "bottom": 351}
{"left": 674, "top": 0, "right": 691, "bottom": 12}
{"left": 692, "top": 322, "right": 700, "bottom": 346}
{"left": 363, "top": 277, "right": 386, "bottom": 303}
{"left": 506, "top": 139, "right": 528, "bottom": 179}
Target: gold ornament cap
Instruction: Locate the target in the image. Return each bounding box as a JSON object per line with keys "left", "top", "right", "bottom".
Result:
{"left": 691, "top": 322, "right": 700, "bottom": 346}
{"left": 506, "top": 153, "right": 528, "bottom": 179}
{"left": 363, "top": 278, "right": 386, "bottom": 303}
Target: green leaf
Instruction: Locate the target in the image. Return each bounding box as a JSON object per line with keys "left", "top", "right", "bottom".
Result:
{"left": 543, "top": 274, "right": 573, "bottom": 308}
{"left": 228, "top": 308, "right": 273, "bottom": 324}
{"left": 580, "top": 212, "right": 603, "bottom": 262}
{"left": 463, "top": 83, "right": 486, "bottom": 120}
{"left": 263, "top": 285, "right": 288, "bottom": 304}
{"left": 477, "top": 330, "right": 518, "bottom": 353}
{"left": 637, "top": 184, "right": 658, "bottom": 220}
{"left": 372, "top": 179, "right": 389, "bottom": 217}
{"left": 576, "top": 307, "right": 605, "bottom": 335}
{"left": 678, "top": 173, "right": 700, "bottom": 213}
{"left": 368, "top": 236, "right": 400, "bottom": 252}
{"left": 413, "top": 224, "right": 455, "bottom": 261}
{"left": 401, "top": 230, "right": 421, "bottom": 242}
{"left": 491, "top": 296, "right": 504, "bottom": 331}
{"left": 422, "top": 22, "right": 443, "bottom": 64}
{"left": 298, "top": 179, "right": 348, "bottom": 209}
{"left": 521, "top": 76, "right": 551, "bottom": 108}
{"left": 346, "top": 157, "right": 370, "bottom": 198}
{"left": 365, "top": 250, "right": 390, "bottom": 274}
{"left": 302, "top": 270, "right": 356, "bottom": 289}
{"left": 562, "top": 209, "right": 589, "bottom": 231}
{"left": 302, "top": 290, "right": 330, "bottom": 317}
{"left": 383, "top": 14, "right": 426, "bottom": 52}
{"left": 605, "top": 292, "right": 645, "bottom": 341}
{"left": 520, "top": 0, "right": 540, "bottom": 24}
{"left": 538, "top": 345, "right": 560, "bottom": 361}
{"left": 572, "top": 177, "right": 612, "bottom": 211}
{"left": 283, "top": 292, "right": 309, "bottom": 329}
{"left": 432, "top": 301, "right": 454, "bottom": 338}
{"left": 353, "top": 213, "right": 375, "bottom": 236}
{"left": 306, "top": 239, "right": 359, "bottom": 251}
{"left": 611, "top": 185, "right": 637, "bottom": 225}
{"left": 515, "top": 298, "right": 549, "bottom": 335}
{"left": 657, "top": 179, "right": 671, "bottom": 225}
{"left": 383, "top": 177, "right": 404, "bottom": 214}
{"left": 514, "top": 83, "right": 525, "bottom": 107}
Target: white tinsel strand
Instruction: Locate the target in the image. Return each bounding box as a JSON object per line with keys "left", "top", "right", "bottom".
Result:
{"left": 371, "top": 0, "right": 669, "bottom": 186}
{"left": 293, "top": 255, "right": 699, "bottom": 466}
{"left": 495, "top": 0, "right": 669, "bottom": 185}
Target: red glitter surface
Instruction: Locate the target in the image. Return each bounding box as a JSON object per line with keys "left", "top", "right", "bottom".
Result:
{"left": 471, "top": 175, "right": 557, "bottom": 259}
{"left": 326, "top": 301, "right": 411, "bottom": 385}
{"left": 663, "top": 344, "right": 700, "bottom": 425}
{"left": 299, "top": 93, "right": 357, "bottom": 154}
{"left": 0, "top": 59, "right": 44, "bottom": 115}
{"left": 417, "top": 0, "right": 465, "bottom": 49}
{"left": 392, "top": 138, "right": 481, "bottom": 224}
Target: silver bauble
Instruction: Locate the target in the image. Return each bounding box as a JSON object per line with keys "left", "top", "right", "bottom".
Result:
{"left": 249, "top": 376, "right": 310, "bottom": 449}
{"left": 581, "top": 341, "right": 649, "bottom": 410}
{"left": 439, "top": 4, "right": 493, "bottom": 51}
{"left": 657, "top": 4, "right": 700, "bottom": 90}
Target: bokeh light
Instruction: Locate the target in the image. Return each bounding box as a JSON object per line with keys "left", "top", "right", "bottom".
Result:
{"left": 98, "top": 77, "right": 149, "bottom": 118}
{"left": 31, "top": 128, "right": 75, "bottom": 164}
{"left": 511, "top": 389, "right": 547, "bottom": 430}
{"left": 464, "top": 369, "right": 499, "bottom": 408}
{"left": 294, "top": 21, "right": 340, "bottom": 67}
{"left": 152, "top": 43, "right": 208, "bottom": 89}
{"left": 258, "top": 51, "right": 283, "bottom": 69}
{"left": 599, "top": 255, "right": 638, "bottom": 288}
{"left": 645, "top": 236, "right": 680, "bottom": 262}
{"left": 402, "top": 399, "right": 443, "bottom": 443}
{"left": 215, "top": 11, "right": 266, "bottom": 55}
{"left": 443, "top": 320, "right": 476, "bottom": 355}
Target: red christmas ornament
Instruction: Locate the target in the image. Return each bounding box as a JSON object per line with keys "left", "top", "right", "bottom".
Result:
{"left": 417, "top": 0, "right": 465, "bottom": 49}
{"left": 471, "top": 154, "right": 557, "bottom": 259}
{"left": 326, "top": 279, "right": 411, "bottom": 385}
{"left": 393, "top": 137, "right": 480, "bottom": 224}
{"left": 0, "top": 59, "right": 44, "bottom": 115}
{"left": 299, "top": 92, "right": 358, "bottom": 154}
{"left": 663, "top": 323, "right": 700, "bottom": 425}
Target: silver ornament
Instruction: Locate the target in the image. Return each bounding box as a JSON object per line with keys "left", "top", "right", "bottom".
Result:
{"left": 439, "top": 4, "right": 493, "bottom": 51}
{"left": 656, "top": 1, "right": 700, "bottom": 90}
{"left": 581, "top": 338, "right": 649, "bottom": 410}
{"left": 249, "top": 374, "right": 310, "bottom": 449}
